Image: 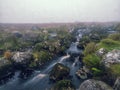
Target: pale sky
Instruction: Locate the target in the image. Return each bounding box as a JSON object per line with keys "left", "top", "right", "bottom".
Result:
{"left": 0, "top": 0, "right": 120, "bottom": 23}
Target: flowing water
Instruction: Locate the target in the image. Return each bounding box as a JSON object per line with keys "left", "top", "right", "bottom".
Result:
{"left": 0, "top": 30, "right": 83, "bottom": 90}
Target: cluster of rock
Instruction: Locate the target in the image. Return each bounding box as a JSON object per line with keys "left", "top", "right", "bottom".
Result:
{"left": 78, "top": 49, "right": 120, "bottom": 90}
{"left": 102, "top": 49, "right": 120, "bottom": 67}
{"left": 12, "top": 51, "right": 33, "bottom": 64}
{"left": 0, "top": 51, "right": 33, "bottom": 80}
{"left": 49, "top": 63, "right": 70, "bottom": 81}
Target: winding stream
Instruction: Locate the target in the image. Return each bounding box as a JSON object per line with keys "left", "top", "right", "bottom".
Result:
{"left": 0, "top": 30, "right": 83, "bottom": 90}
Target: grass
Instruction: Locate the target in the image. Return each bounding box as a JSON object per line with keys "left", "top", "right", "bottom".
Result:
{"left": 83, "top": 54, "right": 101, "bottom": 68}
{"left": 54, "top": 80, "right": 75, "bottom": 90}
{"left": 110, "top": 64, "right": 120, "bottom": 76}
{"left": 98, "top": 39, "right": 120, "bottom": 51}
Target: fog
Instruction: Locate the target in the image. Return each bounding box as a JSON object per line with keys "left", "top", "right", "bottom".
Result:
{"left": 0, "top": 0, "right": 120, "bottom": 23}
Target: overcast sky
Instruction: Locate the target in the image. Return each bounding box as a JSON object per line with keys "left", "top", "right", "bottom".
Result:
{"left": 0, "top": 0, "right": 120, "bottom": 23}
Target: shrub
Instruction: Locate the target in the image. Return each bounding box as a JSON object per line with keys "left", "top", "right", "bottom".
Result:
{"left": 83, "top": 54, "right": 100, "bottom": 68}
{"left": 53, "top": 80, "right": 75, "bottom": 90}
{"left": 91, "top": 67, "right": 103, "bottom": 76}
{"left": 99, "top": 39, "right": 120, "bottom": 51}
{"left": 50, "top": 63, "right": 70, "bottom": 81}
{"left": 110, "top": 64, "right": 120, "bottom": 77}
{"left": 33, "top": 51, "right": 52, "bottom": 64}
{"left": 84, "top": 42, "right": 96, "bottom": 56}
{"left": 101, "top": 39, "right": 119, "bottom": 45}
{"left": 4, "top": 51, "right": 12, "bottom": 59}
{"left": 108, "top": 33, "right": 120, "bottom": 41}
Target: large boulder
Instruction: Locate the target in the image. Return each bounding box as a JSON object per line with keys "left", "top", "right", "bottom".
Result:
{"left": 12, "top": 51, "right": 33, "bottom": 66}
{"left": 49, "top": 63, "right": 70, "bottom": 81}
{"left": 113, "top": 77, "right": 120, "bottom": 90}
{"left": 102, "top": 49, "right": 120, "bottom": 67}
{"left": 79, "top": 79, "right": 113, "bottom": 90}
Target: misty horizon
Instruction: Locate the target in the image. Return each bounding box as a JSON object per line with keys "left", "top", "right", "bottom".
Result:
{"left": 0, "top": 0, "right": 120, "bottom": 23}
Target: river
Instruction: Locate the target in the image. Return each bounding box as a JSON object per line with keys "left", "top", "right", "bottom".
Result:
{"left": 0, "top": 30, "right": 83, "bottom": 90}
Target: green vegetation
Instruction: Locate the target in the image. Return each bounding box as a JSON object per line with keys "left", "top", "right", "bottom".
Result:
{"left": 83, "top": 54, "right": 100, "bottom": 68}
{"left": 98, "top": 39, "right": 120, "bottom": 51}
{"left": 33, "top": 51, "right": 52, "bottom": 65}
{"left": 53, "top": 80, "right": 75, "bottom": 90}
{"left": 108, "top": 33, "right": 120, "bottom": 41}
{"left": 83, "top": 33, "right": 120, "bottom": 78}
{"left": 110, "top": 64, "right": 120, "bottom": 76}
{"left": 91, "top": 67, "right": 103, "bottom": 77}
{"left": 50, "top": 63, "right": 70, "bottom": 81}
{"left": 78, "top": 36, "right": 90, "bottom": 48}
{"left": 83, "top": 42, "right": 96, "bottom": 56}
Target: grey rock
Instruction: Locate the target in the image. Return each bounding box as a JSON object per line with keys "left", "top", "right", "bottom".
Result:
{"left": 79, "top": 79, "right": 113, "bottom": 90}
{"left": 96, "top": 48, "right": 107, "bottom": 57}
{"left": 76, "top": 66, "right": 88, "bottom": 79}
{"left": 114, "top": 77, "right": 120, "bottom": 90}
{"left": 102, "top": 49, "right": 120, "bottom": 67}
{"left": 12, "top": 51, "right": 33, "bottom": 64}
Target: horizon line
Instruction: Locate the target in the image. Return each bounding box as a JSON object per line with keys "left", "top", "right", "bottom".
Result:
{"left": 0, "top": 21, "right": 120, "bottom": 24}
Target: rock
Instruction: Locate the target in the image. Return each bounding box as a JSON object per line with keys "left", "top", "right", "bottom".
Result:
{"left": 113, "top": 77, "right": 120, "bottom": 90}
{"left": 0, "top": 57, "right": 13, "bottom": 80}
{"left": 19, "top": 68, "right": 34, "bottom": 79}
{"left": 76, "top": 67, "right": 88, "bottom": 79}
{"left": 12, "top": 31, "right": 22, "bottom": 38}
{"left": 12, "top": 51, "right": 33, "bottom": 65}
{"left": 102, "top": 49, "right": 120, "bottom": 67}
{"left": 89, "top": 33, "right": 100, "bottom": 41}
{"left": 96, "top": 48, "right": 107, "bottom": 57}
{"left": 51, "top": 80, "right": 75, "bottom": 90}
{"left": 49, "top": 63, "right": 70, "bottom": 81}
{"left": 79, "top": 79, "right": 113, "bottom": 90}
{"left": 12, "top": 52, "right": 33, "bottom": 68}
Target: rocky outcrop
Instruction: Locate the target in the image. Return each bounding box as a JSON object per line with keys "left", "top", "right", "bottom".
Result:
{"left": 96, "top": 48, "right": 107, "bottom": 57}
{"left": 113, "top": 77, "right": 120, "bottom": 90}
{"left": 102, "top": 49, "right": 120, "bottom": 67}
{"left": 49, "top": 63, "right": 70, "bottom": 81}
{"left": 12, "top": 51, "right": 33, "bottom": 65}
{"left": 76, "top": 66, "right": 89, "bottom": 79}
{"left": 11, "top": 51, "right": 34, "bottom": 70}
{"left": 79, "top": 79, "right": 113, "bottom": 90}
{"left": 0, "top": 57, "right": 13, "bottom": 80}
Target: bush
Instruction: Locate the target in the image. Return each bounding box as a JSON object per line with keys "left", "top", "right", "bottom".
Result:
{"left": 50, "top": 63, "right": 70, "bottom": 81}
{"left": 101, "top": 39, "right": 119, "bottom": 45}
{"left": 108, "top": 33, "right": 120, "bottom": 41}
{"left": 4, "top": 51, "right": 12, "bottom": 59}
{"left": 110, "top": 64, "right": 120, "bottom": 77}
{"left": 84, "top": 42, "right": 96, "bottom": 56}
{"left": 91, "top": 67, "right": 103, "bottom": 76}
{"left": 33, "top": 51, "right": 52, "bottom": 65}
{"left": 53, "top": 80, "right": 75, "bottom": 90}
{"left": 99, "top": 39, "right": 120, "bottom": 51}
{"left": 83, "top": 54, "right": 100, "bottom": 68}
{"left": 79, "top": 36, "right": 90, "bottom": 47}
